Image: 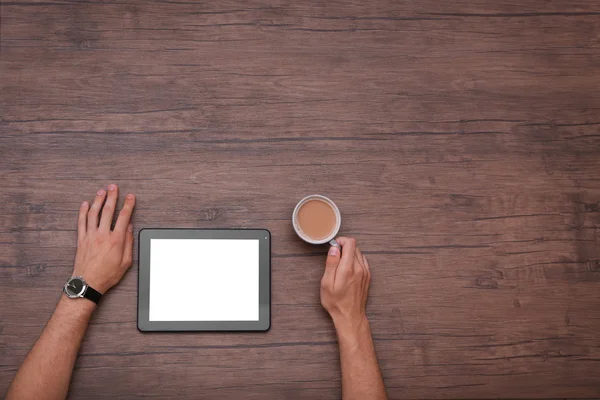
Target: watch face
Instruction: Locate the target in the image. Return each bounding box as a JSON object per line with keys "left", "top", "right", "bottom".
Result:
{"left": 65, "top": 278, "right": 85, "bottom": 297}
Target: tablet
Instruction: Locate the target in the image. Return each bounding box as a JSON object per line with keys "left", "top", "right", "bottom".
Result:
{"left": 138, "top": 229, "right": 270, "bottom": 331}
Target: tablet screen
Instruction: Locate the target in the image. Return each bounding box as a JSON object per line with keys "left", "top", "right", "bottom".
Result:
{"left": 149, "top": 239, "right": 260, "bottom": 322}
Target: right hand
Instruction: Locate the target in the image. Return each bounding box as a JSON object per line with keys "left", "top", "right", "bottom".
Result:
{"left": 320, "top": 237, "right": 371, "bottom": 328}
{"left": 71, "top": 184, "right": 136, "bottom": 294}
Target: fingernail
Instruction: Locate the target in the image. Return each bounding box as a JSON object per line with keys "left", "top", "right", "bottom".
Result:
{"left": 108, "top": 184, "right": 116, "bottom": 191}
{"left": 81, "top": 201, "right": 89, "bottom": 207}
{"left": 127, "top": 224, "right": 133, "bottom": 232}
{"left": 97, "top": 189, "right": 105, "bottom": 196}
{"left": 328, "top": 246, "right": 339, "bottom": 256}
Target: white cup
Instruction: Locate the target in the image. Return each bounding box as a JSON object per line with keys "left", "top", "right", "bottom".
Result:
{"left": 292, "top": 194, "right": 341, "bottom": 246}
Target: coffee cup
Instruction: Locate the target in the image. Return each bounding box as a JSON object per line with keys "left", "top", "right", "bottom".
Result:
{"left": 292, "top": 194, "right": 341, "bottom": 247}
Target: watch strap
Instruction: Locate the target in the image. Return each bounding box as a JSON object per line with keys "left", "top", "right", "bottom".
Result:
{"left": 83, "top": 285, "right": 102, "bottom": 304}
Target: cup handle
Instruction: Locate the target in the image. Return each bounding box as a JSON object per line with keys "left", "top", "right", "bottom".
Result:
{"left": 329, "top": 239, "right": 340, "bottom": 248}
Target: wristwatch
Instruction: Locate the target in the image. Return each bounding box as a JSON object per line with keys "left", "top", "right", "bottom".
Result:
{"left": 63, "top": 276, "right": 102, "bottom": 304}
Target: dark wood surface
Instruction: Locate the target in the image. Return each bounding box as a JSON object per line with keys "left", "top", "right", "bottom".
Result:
{"left": 1, "top": 0, "right": 600, "bottom": 398}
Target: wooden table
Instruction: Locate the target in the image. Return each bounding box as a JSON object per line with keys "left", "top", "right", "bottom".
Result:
{"left": 1, "top": 0, "right": 599, "bottom": 398}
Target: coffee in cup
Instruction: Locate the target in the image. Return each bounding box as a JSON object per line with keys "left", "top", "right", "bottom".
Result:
{"left": 293, "top": 195, "right": 341, "bottom": 245}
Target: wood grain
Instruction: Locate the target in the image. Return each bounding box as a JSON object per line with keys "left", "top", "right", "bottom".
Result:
{"left": 1, "top": 0, "right": 599, "bottom": 398}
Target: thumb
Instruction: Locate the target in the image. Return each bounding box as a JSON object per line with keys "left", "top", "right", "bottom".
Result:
{"left": 121, "top": 224, "right": 134, "bottom": 268}
{"left": 322, "top": 245, "right": 341, "bottom": 284}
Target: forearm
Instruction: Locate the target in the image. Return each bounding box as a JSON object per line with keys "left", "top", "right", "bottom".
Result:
{"left": 6, "top": 296, "right": 95, "bottom": 400}
{"left": 335, "top": 317, "right": 387, "bottom": 400}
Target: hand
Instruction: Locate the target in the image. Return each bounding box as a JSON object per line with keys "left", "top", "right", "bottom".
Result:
{"left": 72, "top": 184, "right": 136, "bottom": 294}
{"left": 320, "top": 237, "right": 371, "bottom": 329}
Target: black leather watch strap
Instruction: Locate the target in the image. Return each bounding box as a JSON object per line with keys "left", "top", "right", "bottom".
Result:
{"left": 84, "top": 286, "right": 102, "bottom": 304}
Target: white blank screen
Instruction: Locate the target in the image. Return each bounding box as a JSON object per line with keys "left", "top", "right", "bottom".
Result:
{"left": 149, "top": 239, "right": 260, "bottom": 321}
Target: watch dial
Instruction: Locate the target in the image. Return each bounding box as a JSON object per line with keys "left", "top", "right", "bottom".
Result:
{"left": 66, "top": 278, "right": 84, "bottom": 296}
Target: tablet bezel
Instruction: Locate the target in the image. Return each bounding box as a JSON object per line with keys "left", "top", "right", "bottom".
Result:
{"left": 137, "top": 228, "right": 270, "bottom": 332}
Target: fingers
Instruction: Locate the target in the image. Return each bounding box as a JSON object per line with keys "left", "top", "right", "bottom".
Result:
{"left": 115, "top": 193, "right": 136, "bottom": 234}
{"left": 87, "top": 188, "right": 107, "bottom": 230}
{"left": 362, "top": 254, "right": 371, "bottom": 287}
{"left": 77, "top": 201, "right": 89, "bottom": 242}
{"left": 335, "top": 237, "right": 356, "bottom": 277}
{"left": 337, "top": 237, "right": 369, "bottom": 282}
{"left": 322, "top": 245, "right": 341, "bottom": 287}
{"left": 99, "top": 184, "right": 119, "bottom": 232}
{"left": 121, "top": 224, "right": 134, "bottom": 268}
{"left": 354, "top": 246, "right": 365, "bottom": 273}
{"left": 362, "top": 254, "right": 372, "bottom": 300}
{"left": 363, "top": 254, "right": 371, "bottom": 275}
{"left": 354, "top": 247, "right": 370, "bottom": 295}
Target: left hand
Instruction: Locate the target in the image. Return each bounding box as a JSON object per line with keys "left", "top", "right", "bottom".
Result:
{"left": 72, "top": 184, "right": 136, "bottom": 294}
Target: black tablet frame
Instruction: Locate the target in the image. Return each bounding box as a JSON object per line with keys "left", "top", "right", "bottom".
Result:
{"left": 137, "top": 228, "right": 270, "bottom": 332}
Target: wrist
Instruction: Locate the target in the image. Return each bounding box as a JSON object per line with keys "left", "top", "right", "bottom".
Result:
{"left": 332, "top": 314, "right": 370, "bottom": 339}
{"left": 70, "top": 270, "right": 108, "bottom": 294}
{"left": 83, "top": 278, "right": 109, "bottom": 295}
{"left": 333, "top": 316, "right": 375, "bottom": 357}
